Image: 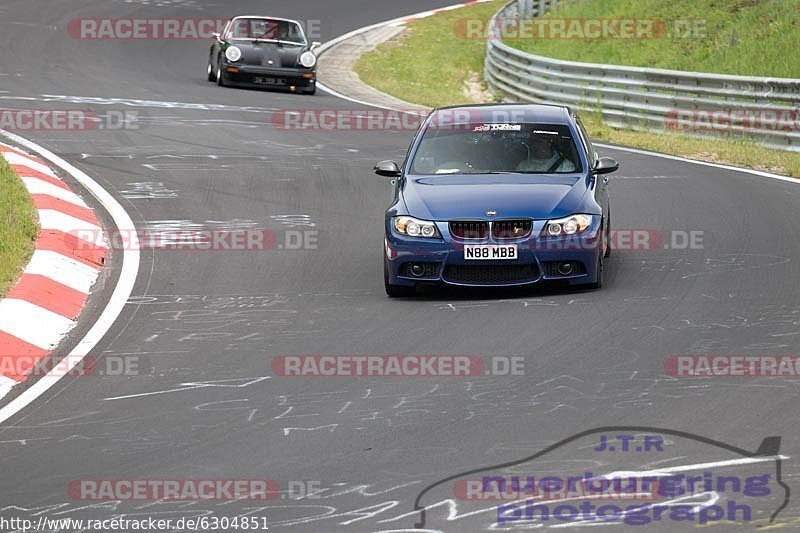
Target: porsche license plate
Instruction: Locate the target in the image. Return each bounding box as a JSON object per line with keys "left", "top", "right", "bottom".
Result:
{"left": 254, "top": 77, "right": 285, "bottom": 85}
{"left": 464, "top": 245, "right": 518, "bottom": 260}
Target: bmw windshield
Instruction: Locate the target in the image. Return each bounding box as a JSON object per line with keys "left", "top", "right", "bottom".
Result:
{"left": 409, "top": 122, "right": 583, "bottom": 175}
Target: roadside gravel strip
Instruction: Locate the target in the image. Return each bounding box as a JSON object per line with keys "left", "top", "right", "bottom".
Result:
{"left": 0, "top": 142, "right": 108, "bottom": 399}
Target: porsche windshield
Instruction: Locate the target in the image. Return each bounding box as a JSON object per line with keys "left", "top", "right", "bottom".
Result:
{"left": 226, "top": 18, "right": 306, "bottom": 44}
{"left": 409, "top": 122, "right": 583, "bottom": 175}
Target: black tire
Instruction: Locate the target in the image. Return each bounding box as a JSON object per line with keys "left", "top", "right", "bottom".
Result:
{"left": 384, "top": 257, "right": 415, "bottom": 297}
{"left": 207, "top": 57, "right": 216, "bottom": 82}
{"left": 604, "top": 215, "right": 611, "bottom": 258}
{"left": 216, "top": 58, "right": 225, "bottom": 87}
{"left": 588, "top": 251, "right": 604, "bottom": 290}
{"left": 303, "top": 85, "right": 317, "bottom": 95}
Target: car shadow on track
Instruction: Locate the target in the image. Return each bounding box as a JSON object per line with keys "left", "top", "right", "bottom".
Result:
{"left": 404, "top": 281, "right": 602, "bottom": 302}
{"left": 391, "top": 255, "right": 625, "bottom": 301}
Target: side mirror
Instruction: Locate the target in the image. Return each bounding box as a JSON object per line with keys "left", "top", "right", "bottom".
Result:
{"left": 310, "top": 41, "right": 322, "bottom": 51}
{"left": 211, "top": 32, "right": 221, "bottom": 40}
{"left": 374, "top": 160, "right": 402, "bottom": 178}
{"left": 594, "top": 157, "right": 619, "bottom": 175}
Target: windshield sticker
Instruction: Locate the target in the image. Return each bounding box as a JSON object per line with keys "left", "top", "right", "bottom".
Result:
{"left": 473, "top": 123, "right": 522, "bottom": 132}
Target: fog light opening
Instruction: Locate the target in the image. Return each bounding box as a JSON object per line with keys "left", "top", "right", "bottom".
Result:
{"left": 409, "top": 264, "right": 426, "bottom": 277}
{"left": 558, "top": 262, "right": 574, "bottom": 276}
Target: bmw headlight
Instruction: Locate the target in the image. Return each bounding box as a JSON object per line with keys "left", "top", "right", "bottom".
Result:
{"left": 299, "top": 51, "right": 317, "bottom": 68}
{"left": 225, "top": 46, "right": 242, "bottom": 62}
{"left": 542, "top": 214, "right": 593, "bottom": 236}
{"left": 394, "top": 216, "right": 440, "bottom": 238}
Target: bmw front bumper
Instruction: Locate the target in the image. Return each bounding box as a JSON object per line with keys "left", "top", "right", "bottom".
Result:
{"left": 384, "top": 219, "right": 602, "bottom": 288}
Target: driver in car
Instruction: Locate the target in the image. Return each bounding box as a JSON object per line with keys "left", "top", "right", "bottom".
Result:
{"left": 517, "top": 132, "right": 577, "bottom": 172}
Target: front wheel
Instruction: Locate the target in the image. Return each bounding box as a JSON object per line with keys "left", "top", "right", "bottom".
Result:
{"left": 384, "top": 257, "right": 415, "bottom": 297}
{"left": 587, "top": 251, "right": 604, "bottom": 289}
{"left": 207, "top": 61, "right": 215, "bottom": 82}
{"left": 216, "top": 58, "right": 225, "bottom": 86}
{"left": 302, "top": 84, "right": 317, "bottom": 95}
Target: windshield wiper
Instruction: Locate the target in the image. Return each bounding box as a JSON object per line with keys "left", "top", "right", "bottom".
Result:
{"left": 456, "top": 171, "right": 517, "bottom": 175}
{"left": 251, "top": 38, "right": 302, "bottom": 45}
{"left": 515, "top": 171, "right": 571, "bottom": 174}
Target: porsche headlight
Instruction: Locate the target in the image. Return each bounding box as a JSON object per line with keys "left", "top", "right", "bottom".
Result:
{"left": 299, "top": 51, "right": 317, "bottom": 68}
{"left": 394, "top": 216, "right": 440, "bottom": 238}
{"left": 542, "top": 214, "right": 593, "bottom": 236}
{"left": 225, "top": 46, "right": 242, "bottom": 62}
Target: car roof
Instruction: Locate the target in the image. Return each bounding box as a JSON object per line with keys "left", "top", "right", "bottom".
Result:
{"left": 229, "top": 15, "right": 303, "bottom": 25}
{"left": 430, "top": 103, "right": 572, "bottom": 125}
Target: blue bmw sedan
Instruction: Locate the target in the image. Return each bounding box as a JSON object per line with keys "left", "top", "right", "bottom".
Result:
{"left": 377, "top": 104, "right": 619, "bottom": 297}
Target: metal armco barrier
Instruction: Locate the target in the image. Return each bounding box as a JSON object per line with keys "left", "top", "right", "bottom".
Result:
{"left": 484, "top": 0, "right": 800, "bottom": 151}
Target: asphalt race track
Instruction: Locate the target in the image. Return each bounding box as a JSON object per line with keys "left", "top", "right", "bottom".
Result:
{"left": 1, "top": 1, "right": 799, "bottom": 531}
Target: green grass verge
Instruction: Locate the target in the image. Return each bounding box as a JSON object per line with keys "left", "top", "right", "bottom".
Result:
{"left": 354, "top": 0, "right": 800, "bottom": 177}
{"left": 0, "top": 155, "right": 38, "bottom": 297}
{"left": 355, "top": 0, "right": 504, "bottom": 108}
{"left": 505, "top": 0, "right": 800, "bottom": 78}
{"left": 582, "top": 111, "right": 800, "bottom": 176}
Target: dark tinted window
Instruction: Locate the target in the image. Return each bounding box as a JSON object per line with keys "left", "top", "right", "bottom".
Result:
{"left": 410, "top": 122, "right": 582, "bottom": 175}
{"left": 227, "top": 18, "right": 305, "bottom": 44}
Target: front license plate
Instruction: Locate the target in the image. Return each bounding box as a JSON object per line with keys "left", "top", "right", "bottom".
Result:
{"left": 464, "top": 245, "right": 518, "bottom": 260}
{"left": 254, "top": 77, "right": 286, "bottom": 85}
